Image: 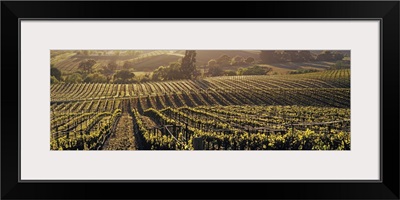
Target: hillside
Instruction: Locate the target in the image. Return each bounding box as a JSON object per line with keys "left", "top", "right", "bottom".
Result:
{"left": 195, "top": 50, "right": 260, "bottom": 64}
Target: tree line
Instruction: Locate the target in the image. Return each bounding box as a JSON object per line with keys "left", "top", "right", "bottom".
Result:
{"left": 51, "top": 50, "right": 198, "bottom": 84}
{"left": 259, "top": 50, "right": 345, "bottom": 64}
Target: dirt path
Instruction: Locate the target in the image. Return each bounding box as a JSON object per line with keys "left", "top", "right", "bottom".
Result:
{"left": 102, "top": 114, "right": 136, "bottom": 150}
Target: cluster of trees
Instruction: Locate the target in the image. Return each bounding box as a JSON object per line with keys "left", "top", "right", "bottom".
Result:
{"left": 152, "top": 51, "right": 199, "bottom": 81}
{"left": 52, "top": 50, "right": 198, "bottom": 84}
{"left": 328, "top": 61, "right": 351, "bottom": 70}
{"left": 237, "top": 65, "right": 272, "bottom": 75}
{"left": 51, "top": 59, "right": 141, "bottom": 84}
{"left": 259, "top": 50, "right": 344, "bottom": 64}
{"left": 288, "top": 68, "right": 319, "bottom": 74}
{"left": 208, "top": 65, "right": 272, "bottom": 77}
{"left": 206, "top": 54, "right": 256, "bottom": 77}
{"left": 207, "top": 55, "right": 255, "bottom": 68}
{"left": 50, "top": 66, "right": 62, "bottom": 84}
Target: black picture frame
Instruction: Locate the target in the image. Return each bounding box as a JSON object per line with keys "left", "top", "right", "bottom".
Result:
{"left": 1, "top": 1, "right": 399, "bottom": 199}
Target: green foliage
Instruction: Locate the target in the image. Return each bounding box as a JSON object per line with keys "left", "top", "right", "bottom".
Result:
{"left": 216, "top": 54, "right": 231, "bottom": 67}
{"left": 208, "top": 66, "right": 224, "bottom": 77}
{"left": 328, "top": 61, "right": 350, "bottom": 70}
{"left": 84, "top": 73, "right": 108, "bottom": 83}
{"left": 138, "top": 106, "right": 350, "bottom": 150}
{"left": 180, "top": 50, "right": 197, "bottom": 79}
{"left": 223, "top": 70, "right": 237, "bottom": 76}
{"left": 65, "top": 73, "right": 83, "bottom": 83}
{"left": 51, "top": 67, "right": 62, "bottom": 81}
{"left": 237, "top": 65, "right": 272, "bottom": 75}
{"left": 51, "top": 109, "right": 122, "bottom": 150}
{"left": 260, "top": 50, "right": 314, "bottom": 63}
{"left": 101, "top": 61, "right": 119, "bottom": 82}
{"left": 78, "top": 59, "right": 96, "bottom": 74}
{"left": 114, "top": 70, "right": 135, "bottom": 83}
{"left": 50, "top": 68, "right": 351, "bottom": 151}
{"left": 288, "top": 68, "right": 319, "bottom": 74}
{"left": 152, "top": 62, "right": 186, "bottom": 81}
{"left": 230, "top": 56, "right": 245, "bottom": 66}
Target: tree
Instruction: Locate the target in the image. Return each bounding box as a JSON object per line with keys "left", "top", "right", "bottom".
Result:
{"left": 152, "top": 66, "right": 168, "bottom": 81}
{"left": 237, "top": 65, "right": 272, "bottom": 75}
{"left": 101, "top": 61, "right": 118, "bottom": 82}
{"left": 167, "top": 62, "right": 184, "bottom": 80}
{"left": 245, "top": 57, "right": 255, "bottom": 64}
{"left": 216, "top": 54, "right": 231, "bottom": 67}
{"left": 50, "top": 67, "right": 62, "bottom": 81}
{"left": 208, "top": 66, "right": 224, "bottom": 77}
{"left": 84, "top": 73, "right": 108, "bottom": 83}
{"left": 231, "top": 56, "right": 245, "bottom": 66}
{"left": 65, "top": 73, "right": 83, "bottom": 83}
{"left": 180, "top": 50, "right": 197, "bottom": 79}
{"left": 114, "top": 70, "right": 135, "bottom": 83}
{"left": 224, "top": 70, "right": 237, "bottom": 76}
{"left": 78, "top": 59, "right": 96, "bottom": 74}
{"left": 107, "top": 60, "right": 118, "bottom": 71}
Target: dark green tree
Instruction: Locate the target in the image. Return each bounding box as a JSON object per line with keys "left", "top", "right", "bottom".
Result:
{"left": 65, "top": 73, "right": 83, "bottom": 83}
{"left": 180, "top": 50, "right": 197, "bottom": 79}
{"left": 208, "top": 66, "right": 224, "bottom": 77}
{"left": 216, "top": 54, "right": 231, "bottom": 67}
{"left": 237, "top": 65, "right": 272, "bottom": 75}
{"left": 78, "top": 59, "right": 96, "bottom": 74}
{"left": 152, "top": 66, "right": 167, "bottom": 81}
{"left": 114, "top": 70, "right": 135, "bottom": 83}
{"left": 84, "top": 73, "right": 108, "bottom": 83}
{"left": 224, "top": 70, "right": 237, "bottom": 76}
{"left": 231, "top": 56, "right": 245, "bottom": 66}
{"left": 50, "top": 67, "right": 62, "bottom": 81}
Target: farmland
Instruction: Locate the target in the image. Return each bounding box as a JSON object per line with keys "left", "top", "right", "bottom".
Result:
{"left": 50, "top": 69, "right": 350, "bottom": 150}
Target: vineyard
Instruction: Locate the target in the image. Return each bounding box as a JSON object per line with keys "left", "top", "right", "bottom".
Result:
{"left": 50, "top": 69, "right": 351, "bottom": 150}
